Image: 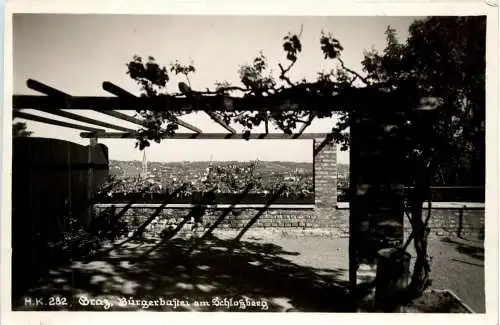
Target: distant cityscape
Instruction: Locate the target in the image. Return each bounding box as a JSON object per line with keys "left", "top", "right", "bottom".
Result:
{"left": 108, "top": 150, "right": 349, "bottom": 191}
{"left": 109, "top": 160, "right": 315, "bottom": 185}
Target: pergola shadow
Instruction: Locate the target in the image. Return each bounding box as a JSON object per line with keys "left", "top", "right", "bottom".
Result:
{"left": 13, "top": 236, "right": 351, "bottom": 312}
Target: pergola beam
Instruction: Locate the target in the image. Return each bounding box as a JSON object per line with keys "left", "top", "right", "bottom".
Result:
{"left": 94, "top": 110, "right": 144, "bottom": 126}
{"left": 26, "top": 79, "right": 135, "bottom": 132}
{"left": 29, "top": 108, "right": 136, "bottom": 133}
{"left": 24, "top": 79, "right": 201, "bottom": 133}
{"left": 10, "top": 94, "right": 349, "bottom": 111}
{"left": 204, "top": 111, "right": 236, "bottom": 134}
{"left": 102, "top": 81, "right": 203, "bottom": 134}
{"left": 104, "top": 81, "right": 231, "bottom": 132}
{"left": 80, "top": 131, "right": 333, "bottom": 140}
{"left": 13, "top": 87, "right": 403, "bottom": 112}
{"left": 27, "top": 78, "right": 67, "bottom": 97}
{"left": 26, "top": 79, "right": 146, "bottom": 128}
{"left": 14, "top": 111, "right": 105, "bottom": 133}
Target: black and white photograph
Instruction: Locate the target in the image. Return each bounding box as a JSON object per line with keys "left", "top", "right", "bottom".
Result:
{"left": 1, "top": 1, "right": 498, "bottom": 323}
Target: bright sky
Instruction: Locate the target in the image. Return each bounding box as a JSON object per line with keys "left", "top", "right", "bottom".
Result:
{"left": 13, "top": 14, "right": 418, "bottom": 163}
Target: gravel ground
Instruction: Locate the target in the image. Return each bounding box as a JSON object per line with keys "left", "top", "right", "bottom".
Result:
{"left": 17, "top": 230, "right": 484, "bottom": 313}
{"left": 243, "top": 233, "right": 485, "bottom": 313}
{"left": 420, "top": 236, "right": 485, "bottom": 312}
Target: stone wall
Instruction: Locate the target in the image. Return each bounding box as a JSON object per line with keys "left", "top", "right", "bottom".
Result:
{"left": 92, "top": 205, "right": 484, "bottom": 240}
{"left": 406, "top": 208, "right": 485, "bottom": 240}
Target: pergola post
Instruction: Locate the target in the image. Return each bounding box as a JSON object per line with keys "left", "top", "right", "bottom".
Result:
{"left": 349, "top": 108, "right": 406, "bottom": 296}
{"left": 86, "top": 137, "right": 98, "bottom": 226}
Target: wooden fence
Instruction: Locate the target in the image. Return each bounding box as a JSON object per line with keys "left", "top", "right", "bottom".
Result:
{"left": 11, "top": 137, "right": 109, "bottom": 298}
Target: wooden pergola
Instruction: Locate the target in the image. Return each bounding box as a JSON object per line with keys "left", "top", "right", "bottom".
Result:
{"left": 13, "top": 78, "right": 415, "bottom": 302}
{"left": 13, "top": 79, "right": 357, "bottom": 140}
{"left": 13, "top": 79, "right": 412, "bottom": 139}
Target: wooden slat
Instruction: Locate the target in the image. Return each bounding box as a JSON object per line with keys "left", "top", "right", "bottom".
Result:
{"left": 14, "top": 111, "right": 105, "bottom": 132}
{"left": 101, "top": 81, "right": 137, "bottom": 98}
{"left": 26, "top": 79, "right": 144, "bottom": 127}
{"left": 27, "top": 78, "right": 67, "bottom": 96}
{"left": 80, "top": 131, "right": 333, "bottom": 139}
{"left": 102, "top": 81, "right": 203, "bottom": 133}
{"left": 94, "top": 110, "right": 145, "bottom": 126}
{"left": 31, "top": 109, "right": 136, "bottom": 132}
{"left": 26, "top": 79, "right": 136, "bottom": 132}
{"left": 205, "top": 111, "right": 236, "bottom": 134}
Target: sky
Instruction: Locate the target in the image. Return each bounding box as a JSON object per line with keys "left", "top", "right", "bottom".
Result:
{"left": 13, "top": 14, "right": 419, "bottom": 163}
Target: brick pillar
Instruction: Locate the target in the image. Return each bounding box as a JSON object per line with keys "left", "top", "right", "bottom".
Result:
{"left": 349, "top": 110, "right": 406, "bottom": 288}
{"left": 314, "top": 136, "right": 337, "bottom": 227}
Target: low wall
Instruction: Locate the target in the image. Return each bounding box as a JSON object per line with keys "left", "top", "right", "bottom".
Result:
{"left": 92, "top": 203, "right": 485, "bottom": 240}
{"left": 403, "top": 207, "right": 484, "bottom": 240}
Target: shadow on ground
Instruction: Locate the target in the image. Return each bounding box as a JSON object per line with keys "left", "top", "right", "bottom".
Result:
{"left": 440, "top": 236, "right": 484, "bottom": 261}
{"left": 14, "top": 235, "right": 351, "bottom": 312}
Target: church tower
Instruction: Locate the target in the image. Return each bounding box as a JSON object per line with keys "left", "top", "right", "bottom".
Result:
{"left": 141, "top": 149, "right": 148, "bottom": 178}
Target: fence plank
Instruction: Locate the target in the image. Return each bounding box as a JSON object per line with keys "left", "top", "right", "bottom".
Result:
{"left": 12, "top": 137, "right": 109, "bottom": 296}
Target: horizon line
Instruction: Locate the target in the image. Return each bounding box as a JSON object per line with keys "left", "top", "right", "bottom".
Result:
{"left": 109, "top": 159, "right": 350, "bottom": 164}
